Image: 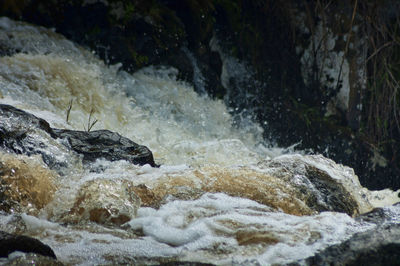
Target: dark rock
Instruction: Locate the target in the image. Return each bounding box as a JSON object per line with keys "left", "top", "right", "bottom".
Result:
{"left": 290, "top": 205, "right": 400, "bottom": 266}
{"left": 298, "top": 223, "right": 400, "bottom": 266}
{"left": 0, "top": 104, "right": 157, "bottom": 168}
{"left": 52, "top": 129, "right": 157, "bottom": 167}
{"left": 0, "top": 230, "right": 56, "bottom": 259}
{"left": 0, "top": 104, "right": 69, "bottom": 170}
{"left": 356, "top": 207, "right": 393, "bottom": 225}
{"left": 0, "top": 104, "right": 54, "bottom": 137}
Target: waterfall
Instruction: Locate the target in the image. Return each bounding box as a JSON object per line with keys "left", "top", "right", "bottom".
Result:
{"left": 0, "top": 17, "right": 399, "bottom": 265}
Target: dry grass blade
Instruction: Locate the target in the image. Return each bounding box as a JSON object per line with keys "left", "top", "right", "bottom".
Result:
{"left": 86, "top": 108, "right": 98, "bottom": 132}
{"left": 66, "top": 99, "right": 73, "bottom": 123}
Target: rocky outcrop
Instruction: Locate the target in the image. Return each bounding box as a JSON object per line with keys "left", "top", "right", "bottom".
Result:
{"left": 0, "top": 104, "right": 157, "bottom": 168}
{"left": 0, "top": 230, "right": 57, "bottom": 259}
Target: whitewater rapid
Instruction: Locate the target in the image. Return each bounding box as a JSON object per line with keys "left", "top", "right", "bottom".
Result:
{"left": 0, "top": 17, "right": 399, "bottom": 265}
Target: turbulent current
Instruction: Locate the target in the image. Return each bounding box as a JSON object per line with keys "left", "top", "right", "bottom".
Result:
{"left": 0, "top": 17, "right": 399, "bottom": 265}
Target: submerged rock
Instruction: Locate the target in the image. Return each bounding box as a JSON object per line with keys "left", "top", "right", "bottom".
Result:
{"left": 0, "top": 104, "right": 157, "bottom": 167}
{"left": 0, "top": 230, "right": 57, "bottom": 259}
{"left": 125, "top": 155, "right": 396, "bottom": 217}
{"left": 66, "top": 178, "right": 141, "bottom": 226}
{"left": 0, "top": 152, "right": 57, "bottom": 215}
{"left": 258, "top": 154, "right": 375, "bottom": 216}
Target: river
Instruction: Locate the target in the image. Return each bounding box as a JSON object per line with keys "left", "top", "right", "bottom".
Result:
{"left": 0, "top": 17, "right": 399, "bottom": 265}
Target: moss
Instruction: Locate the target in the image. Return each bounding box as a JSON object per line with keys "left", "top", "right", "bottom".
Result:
{"left": 127, "top": 45, "right": 149, "bottom": 68}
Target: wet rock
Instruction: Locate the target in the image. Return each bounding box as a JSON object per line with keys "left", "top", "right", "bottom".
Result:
{"left": 0, "top": 104, "right": 157, "bottom": 167}
{"left": 53, "top": 129, "right": 157, "bottom": 167}
{"left": 288, "top": 204, "right": 400, "bottom": 265}
{"left": 0, "top": 104, "right": 76, "bottom": 171}
{"left": 354, "top": 202, "right": 400, "bottom": 225}
{"left": 302, "top": 223, "right": 400, "bottom": 265}
{"left": 0, "top": 230, "right": 56, "bottom": 259}
{"left": 131, "top": 184, "right": 162, "bottom": 209}
{"left": 258, "top": 154, "right": 371, "bottom": 216}
{"left": 0, "top": 104, "right": 53, "bottom": 136}
{"left": 67, "top": 178, "right": 141, "bottom": 226}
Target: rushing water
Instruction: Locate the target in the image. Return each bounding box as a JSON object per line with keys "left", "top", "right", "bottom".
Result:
{"left": 0, "top": 17, "right": 399, "bottom": 265}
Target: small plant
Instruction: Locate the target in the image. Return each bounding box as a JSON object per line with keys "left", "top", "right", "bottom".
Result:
{"left": 66, "top": 100, "right": 99, "bottom": 132}
{"left": 84, "top": 108, "right": 98, "bottom": 132}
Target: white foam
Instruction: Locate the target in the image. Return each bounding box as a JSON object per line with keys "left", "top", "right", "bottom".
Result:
{"left": 124, "top": 193, "right": 374, "bottom": 265}
{"left": 21, "top": 214, "right": 60, "bottom": 233}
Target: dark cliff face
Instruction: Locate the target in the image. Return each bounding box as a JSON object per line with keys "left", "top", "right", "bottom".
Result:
{"left": 1, "top": 0, "right": 399, "bottom": 190}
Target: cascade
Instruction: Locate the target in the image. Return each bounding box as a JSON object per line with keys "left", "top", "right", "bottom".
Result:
{"left": 0, "top": 17, "right": 399, "bottom": 265}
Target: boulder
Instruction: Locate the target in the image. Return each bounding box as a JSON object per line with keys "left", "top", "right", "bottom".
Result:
{"left": 0, "top": 104, "right": 157, "bottom": 167}
{"left": 53, "top": 129, "right": 157, "bottom": 167}
{"left": 258, "top": 154, "right": 370, "bottom": 216}
{"left": 0, "top": 104, "right": 79, "bottom": 171}
{"left": 0, "top": 104, "right": 54, "bottom": 136}
{"left": 0, "top": 230, "right": 56, "bottom": 259}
